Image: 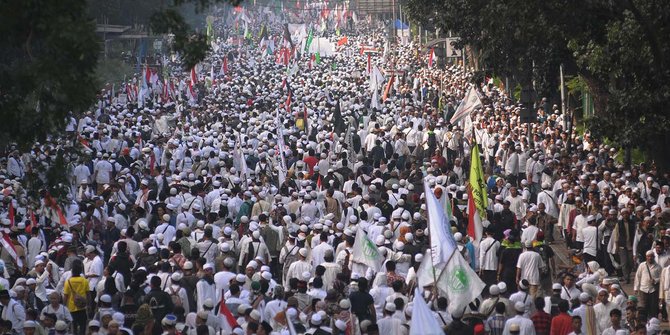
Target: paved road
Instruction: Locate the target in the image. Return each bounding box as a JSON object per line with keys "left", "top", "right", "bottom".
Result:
{"left": 549, "top": 238, "right": 636, "bottom": 294}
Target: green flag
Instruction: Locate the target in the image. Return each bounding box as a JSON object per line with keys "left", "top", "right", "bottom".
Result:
{"left": 258, "top": 24, "right": 265, "bottom": 39}
{"left": 469, "top": 138, "right": 489, "bottom": 216}
{"left": 315, "top": 52, "right": 321, "bottom": 64}
{"left": 206, "top": 16, "right": 213, "bottom": 43}
{"left": 304, "top": 29, "right": 313, "bottom": 53}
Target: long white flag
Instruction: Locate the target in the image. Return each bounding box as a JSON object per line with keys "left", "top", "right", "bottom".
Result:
{"left": 449, "top": 86, "right": 482, "bottom": 124}
{"left": 352, "top": 227, "right": 384, "bottom": 272}
{"left": 423, "top": 178, "right": 457, "bottom": 268}
{"left": 410, "top": 288, "right": 445, "bottom": 335}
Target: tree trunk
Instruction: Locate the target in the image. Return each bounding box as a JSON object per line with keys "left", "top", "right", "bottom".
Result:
{"left": 648, "top": 133, "right": 670, "bottom": 172}
{"left": 578, "top": 70, "right": 609, "bottom": 116}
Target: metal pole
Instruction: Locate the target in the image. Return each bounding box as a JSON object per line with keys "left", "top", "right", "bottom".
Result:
{"left": 462, "top": 46, "right": 466, "bottom": 68}
{"left": 560, "top": 64, "right": 567, "bottom": 128}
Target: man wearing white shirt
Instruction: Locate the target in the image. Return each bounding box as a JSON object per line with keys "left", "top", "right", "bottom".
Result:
{"left": 571, "top": 205, "right": 588, "bottom": 248}
{"left": 581, "top": 216, "right": 599, "bottom": 263}
{"left": 517, "top": 242, "right": 545, "bottom": 299}
{"left": 506, "top": 187, "right": 526, "bottom": 221}
{"left": 154, "top": 215, "right": 176, "bottom": 246}
{"left": 83, "top": 245, "right": 104, "bottom": 306}
{"left": 479, "top": 229, "right": 500, "bottom": 286}
{"left": 520, "top": 217, "right": 540, "bottom": 247}
{"left": 537, "top": 183, "right": 559, "bottom": 219}
{"left": 0, "top": 289, "right": 25, "bottom": 334}
{"left": 32, "top": 260, "right": 51, "bottom": 307}
{"left": 93, "top": 154, "right": 113, "bottom": 193}
{"left": 6, "top": 151, "right": 25, "bottom": 180}
{"left": 502, "top": 301, "right": 536, "bottom": 335}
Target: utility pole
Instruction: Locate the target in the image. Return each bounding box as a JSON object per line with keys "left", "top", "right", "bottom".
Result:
{"left": 560, "top": 64, "right": 567, "bottom": 128}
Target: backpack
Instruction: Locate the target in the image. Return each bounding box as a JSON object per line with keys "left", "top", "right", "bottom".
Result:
{"left": 282, "top": 245, "right": 299, "bottom": 276}
{"left": 169, "top": 286, "right": 183, "bottom": 307}
{"left": 384, "top": 141, "right": 394, "bottom": 159}
{"left": 535, "top": 245, "right": 551, "bottom": 276}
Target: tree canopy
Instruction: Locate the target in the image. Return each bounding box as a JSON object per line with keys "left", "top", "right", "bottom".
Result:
{"left": 0, "top": 0, "right": 100, "bottom": 148}
{"left": 0, "top": 0, "right": 242, "bottom": 149}
{"left": 404, "top": 0, "right": 670, "bottom": 168}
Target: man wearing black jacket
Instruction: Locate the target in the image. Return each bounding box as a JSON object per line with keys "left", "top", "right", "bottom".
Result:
{"left": 143, "top": 276, "right": 174, "bottom": 335}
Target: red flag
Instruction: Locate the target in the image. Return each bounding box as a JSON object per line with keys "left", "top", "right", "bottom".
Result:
{"left": 428, "top": 48, "right": 435, "bottom": 68}
{"left": 337, "top": 36, "right": 348, "bottom": 46}
{"left": 26, "top": 210, "right": 36, "bottom": 234}
{"left": 309, "top": 54, "right": 315, "bottom": 70}
{"left": 145, "top": 65, "right": 151, "bottom": 84}
{"left": 149, "top": 153, "right": 156, "bottom": 175}
{"left": 283, "top": 48, "right": 290, "bottom": 66}
{"left": 285, "top": 90, "right": 292, "bottom": 113}
{"left": 317, "top": 175, "right": 323, "bottom": 190}
{"left": 218, "top": 292, "right": 239, "bottom": 332}
{"left": 8, "top": 202, "right": 14, "bottom": 228}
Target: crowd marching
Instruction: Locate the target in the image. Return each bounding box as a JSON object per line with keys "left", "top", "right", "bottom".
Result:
{"left": 0, "top": 4, "right": 669, "bottom": 335}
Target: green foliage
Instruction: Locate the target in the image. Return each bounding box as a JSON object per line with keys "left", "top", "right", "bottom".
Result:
{"left": 96, "top": 59, "right": 135, "bottom": 86}
{"left": 404, "top": 0, "right": 670, "bottom": 169}
{"left": 150, "top": 0, "right": 244, "bottom": 70}
{"left": 566, "top": 76, "right": 587, "bottom": 96}
{"left": 0, "top": 0, "right": 100, "bottom": 149}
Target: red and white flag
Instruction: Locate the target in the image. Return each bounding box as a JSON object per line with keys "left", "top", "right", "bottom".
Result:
{"left": 8, "top": 202, "right": 14, "bottom": 227}
{"left": 210, "top": 65, "right": 215, "bottom": 87}
{"left": 190, "top": 67, "right": 197, "bottom": 84}
{"left": 220, "top": 57, "right": 228, "bottom": 76}
{"left": 145, "top": 66, "right": 152, "bottom": 85}
{"left": 188, "top": 81, "right": 197, "bottom": 102}
{"left": 467, "top": 187, "right": 483, "bottom": 245}
{"left": 428, "top": 48, "right": 435, "bottom": 68}
{"left": 0, "top": 233, "right": 21, "bottom": 267}
{"left": 215, "top": 290, "right": 239, "bottom": 333}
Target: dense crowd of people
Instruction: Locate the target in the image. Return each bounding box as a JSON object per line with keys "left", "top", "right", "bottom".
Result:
{"left": 0, "top": 5, "right": 669, "bottom": 335}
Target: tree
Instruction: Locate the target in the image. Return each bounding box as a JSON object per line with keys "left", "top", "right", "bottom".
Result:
{"left": 0, "top": 0, "right": 100, "bottom": 148}
{"left": 0, "top": 0, "right": 245, "bottom": 150}
{"left": 403, "top": 0, "right": 670, "bottom": 170}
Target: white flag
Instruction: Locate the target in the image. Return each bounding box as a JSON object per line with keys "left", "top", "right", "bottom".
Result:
{"left": 415, "top": 250, "right": 443, "bottom": 288}
{"left": 423, "top": 179, "right": 457, "bottom": 268}
{"left": 352, "top": 228, "right": 383, "bottom": 272}
{"left": 449, "top": 86, "right": 482, "bottom": 124}
{"left": 436, "top": 249, "right": 486, "bottom": 315}
{"left": 410, "top": 288, "right": 445, "bottom": 335}
{"left": 371, "top": 89, "right": 382, "bottom": 110}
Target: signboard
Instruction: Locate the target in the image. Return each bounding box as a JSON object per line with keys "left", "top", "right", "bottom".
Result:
{"left": 117, "top": 93, "right": 128, "bottom": 104}
{"left": 445, "top": 37, "right": 463, "bottom": 58}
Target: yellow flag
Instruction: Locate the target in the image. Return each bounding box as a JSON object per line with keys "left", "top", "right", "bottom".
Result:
{"left": 469, "top": 138, "right": 488, "bottom": 217}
